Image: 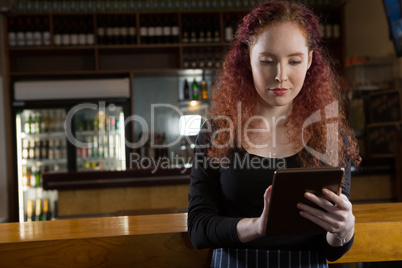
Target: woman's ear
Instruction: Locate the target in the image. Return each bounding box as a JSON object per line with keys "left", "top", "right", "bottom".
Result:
{"left": 307, "top": 50, "right": 313, "bottom": 70}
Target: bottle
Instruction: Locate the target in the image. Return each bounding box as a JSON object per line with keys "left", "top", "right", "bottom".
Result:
{"left": 190, "top": 18, "right": 197, "bottom": 43}
{"left": 25, "top": 17, "right": 34, "bottom": 46}
{"left": 24, "top": 113, "right": 32, "bottom": 134}
{"left": 16, "top": 17, "right": 26, "bottom": 47}
{"left": 155, "top": 16, "right": 163, "bottom": 44}
{"left": 42, "top": 17, "right": 50, "bottom": 46}
{"left": 70, "top": 17, "right": 79, "bottom": 46}
{"left": 171, "top": 15, "right": 179, "bottom": 43}
{"left": 42, "top": 199, "right": 51, "bottom": 221}
{"left": 34, "top": 138, "right": 41, "bottom": 160}
{"left": 34, "top": 198, "right": 43, "bottom": 221}
{"left": 201, "top": 75, "right": 208, "bottom": 100}
{"left": 147, "top": 16, "right": 156, "bottom": 44}
{"left": 105, "top": 16, "right": 114, "bottom": 45}
{"left": 120, "top": 16, "right": 129, "bottom": 44}
{"left": 34, "top": 166, "right": 41, "bottom": 187}
{"left": 26, "top": 200, "right": 34, "bottom": 222}
{"left": 53, "top": 18, "right": 62, "bottom": 46}
{"left": 162, "top": 15, "right": 171, "bottom": 43}
{"left": 192, "top": 79, "right": 199, "bottom": 100}
{"left": 224, "top": 14, "right": 233, "bottom": 42}
{"left": 86, "top": 18, "right": 95, "bottom": 45}
{"left": 78, "top": 17, "right": 87, "bottom": 45}
{"left": 22, "top": 139, "right": 29, "bottom": 159}
{"left": 112, "top": 16, "right": 121, "bottom": 44}
{"left": 33, "top": 17, "right": 42, "bottom": 46}
{"left": 128, "top": 15, "right": 136, "bottom": 44}
{"left": 213, "top": 16, "right": 220, "bottom": 43}
{"left": 183, "top": 79, "right": 190, "bottom": 100}
{"left": 61, "top": 17, "right": 70, "bottom": 46}
{"left": 97, "top": 17, "right": 106, "bottom": 45}
{"left": 8, "top": 17, "right": 17, "bottom": 47}
{"left": 140, "top": 16, "right": 148, "bottom": 44}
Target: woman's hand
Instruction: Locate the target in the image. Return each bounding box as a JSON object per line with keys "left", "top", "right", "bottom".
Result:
{"left": 236, "top": 186, "right": 272, "bottom": 243}
{"left": 297, "top": 188, "right": 355, "bottom": 247}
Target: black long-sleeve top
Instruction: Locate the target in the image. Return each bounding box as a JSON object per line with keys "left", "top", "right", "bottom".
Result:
{"left": 187, "top": 128, "right": 354, "bottom": 262}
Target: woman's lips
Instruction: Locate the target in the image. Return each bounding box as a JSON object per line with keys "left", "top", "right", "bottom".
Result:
{"left": 270, "top": 88, "right": 289, "bottom": 96}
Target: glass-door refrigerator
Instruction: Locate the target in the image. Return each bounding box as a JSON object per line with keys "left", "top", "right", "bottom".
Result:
{"left": 13, "top": 78, "right": 131, "bottom": 222}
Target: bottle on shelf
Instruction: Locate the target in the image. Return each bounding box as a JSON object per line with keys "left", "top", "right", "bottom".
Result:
{"left": 224, "top": 13, "right": 233, "bottom": 42}
{"left": 171, "top": 15, "right": 179, "bottom": 43}
{"left": 25, "top": 17, "right": 34, "bottom": 46}
{"left": 42, "top": 16, "right": 50, "bottom": 46}
{"left": 140, "top": 16, "right": 149, "bottom": 44}
{"left": 53, "top": 17, "right": 62, "bottom": 46}
{"left": 201, "top": 75, "right": 208, "bottom": 100}
{"left": 8, "top": 17, "right": 17, "bottom": 47}
{"left": 97, "top": 17, "right": 106, "bottom": 45}
{"left": 61, "top": 17, "right": 70, "bottom": 46}
{"left": 128, "top": 15, "right": 136, "bottom": 44}
{"left": 16, "top": 17, "right": 26, "bottom": 47}
{"left": 26, "top": 200, "right": 34, "bottom": 222}
{"left": 42, "top": 199, "right": 52, "bottom": 221}
{"left": 86, "top": 17, "right": 95, "bottom": 45}
{"left": 78, "top": 17, "right": 87, "bottom": 45}
{"left": 192, "top": 79, "right": 199, "bottom": 100}
{"left": 155, "top": 16, "right": 163, "bottom": 44}
{"left": 147, "top": 16, "right": 156, "bottom": 44}
{"left": 183, "top": 79, "right": 190, "bottom": 100}
{"left": 162, "top": 15, "right": 171, "bottom": 44}
{"left": 33, "top": 17, "right": 42, "bottom": 46}
{"left": 70, "top": 17, "right": 79, "bottom": 46}
{"left": 213, "top": 16, "right": 221, "bottom": 43}
{"left": 34, "top": 198, "right": 43, "bottom": 221}
{"left": 119, "top": 15, "right": 128, "bottom": 44}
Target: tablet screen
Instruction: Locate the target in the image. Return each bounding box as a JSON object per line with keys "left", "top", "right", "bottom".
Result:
{"left": 266, "top": 167, "right": 344, "bottom": 236}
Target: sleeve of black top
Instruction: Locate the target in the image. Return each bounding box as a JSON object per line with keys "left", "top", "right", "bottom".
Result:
{"left": 187, "top": 125, "right": 243, "bottom": 249}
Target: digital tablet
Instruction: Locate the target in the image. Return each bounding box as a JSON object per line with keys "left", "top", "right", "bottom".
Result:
{"left": 266, "top": 167, "right": 344, "bottom": 236}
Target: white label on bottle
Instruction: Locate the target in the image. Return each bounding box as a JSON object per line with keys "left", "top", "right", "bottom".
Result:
{"left": 163, "top": 26, "right": 171, "bottom": 36}
{"left": 128, "top": 27, "right": 136, "bottom": 35}
{"left": 120, "top": 27, "right": 128, "bottom": 36}
{"left": 333, "top": 24, "right": 340, "bottom": 39}
{"left": 224, "top": 27, "right": 233, "bottom": 42}
{"left": 33, "top": 31, "right": 42, "bottom": 46}
{"left": 325, "top": 24, "right": 332, "bottom": 39}
{"left": 140, "top": 26, "right": 147, "bottom": 36}
{"left": 214, "top": 30, "right": 220, "bottom": 42}
{"left": 172, "top": 26, "right": 179, "bottom": 36}
{"left": 8, "top": 32, "right": 16, "bottom": 46}
{"left": 155, "top": 26, "right": 162, "bottom": 36}
{"left": 148, "top": 26, "right": 155, "bottom": 37}
{"left": 62, "top": 34, "right": 70, "bottom": 46}
{"left": 98, "top": 27, "right": 105, "bottom": 36}
{"left": 113, "top": 27, "right": 120, "bottom": 36}
{"left": 79, "top": 33, "right": 86, "bottom": 45}
{"left": 106, "top": 27, "right": 113, "bottom": 37}
{"left": 26, "top": 32, "right": 34, "bottom": 46}
{"left": 43, "top": 31, "right": 50, "bottom": 46}
{"left": 70, "top": 34, "right": 78, "bottom": 45}
{"left": 86, "top": 34, "right": 95, "bottom": 45}
{"left": 54, "top": 34, "right": 62, "bottom": 46}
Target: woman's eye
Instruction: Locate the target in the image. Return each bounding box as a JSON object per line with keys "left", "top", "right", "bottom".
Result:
{"left": 290, "top": 60, "right": 302, "bottom": 65}
{"left": 260, "top": 60, "right": 274, "bottom": 65}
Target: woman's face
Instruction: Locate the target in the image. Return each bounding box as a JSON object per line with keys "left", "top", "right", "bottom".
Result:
{"left": 250, "top": 22, "right": 312, "bottom": 110}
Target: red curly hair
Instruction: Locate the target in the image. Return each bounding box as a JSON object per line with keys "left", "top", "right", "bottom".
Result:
{"left": 207, "top": 0, "right": 361, "bottom": 169}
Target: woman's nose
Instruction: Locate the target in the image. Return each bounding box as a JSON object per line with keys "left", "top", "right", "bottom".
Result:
{"left": 275, "top": 63, "right": 288, "bottom": 82}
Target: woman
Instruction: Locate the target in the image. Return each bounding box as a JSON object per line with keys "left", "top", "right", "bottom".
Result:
{"left": 187, "top": 1, "right": 361, "bottom": 267}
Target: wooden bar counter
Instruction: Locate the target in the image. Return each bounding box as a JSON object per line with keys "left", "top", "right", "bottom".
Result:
{"left": 0, "top": 203, "right": 401, "bottom": 267}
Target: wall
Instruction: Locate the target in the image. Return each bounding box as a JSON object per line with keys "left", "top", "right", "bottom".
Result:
{"left": 0, "top": 14, "right": 9, "bottom": 222}
{"left": 345, "top": 0, "right": 402, "bottom": 76}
